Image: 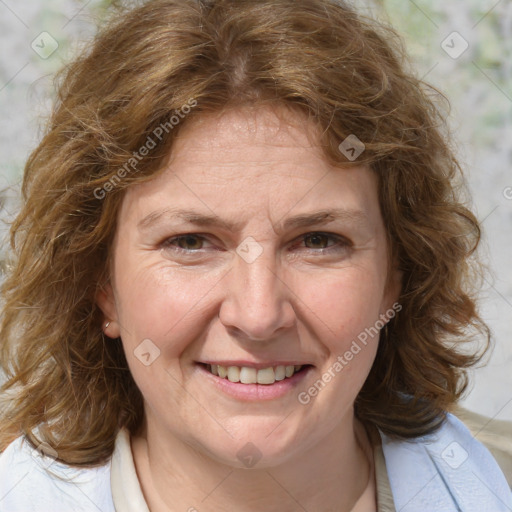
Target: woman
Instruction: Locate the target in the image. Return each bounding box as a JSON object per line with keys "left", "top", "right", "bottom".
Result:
{"left": 0, "top": 0, "right": 510, "bottom": 510}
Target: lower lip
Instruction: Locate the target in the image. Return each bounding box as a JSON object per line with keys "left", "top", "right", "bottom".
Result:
{"left": 196, "top": 364, "right": 313, "bottom": 401}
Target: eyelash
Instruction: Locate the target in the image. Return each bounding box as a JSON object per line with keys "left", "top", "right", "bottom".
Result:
{"left": 161, "top": 232, "right": 352, "bottom": 255}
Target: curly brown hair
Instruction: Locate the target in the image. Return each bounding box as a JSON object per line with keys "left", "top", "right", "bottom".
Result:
{"left": 0, "top": 0, "right": 489, "bottom": 467}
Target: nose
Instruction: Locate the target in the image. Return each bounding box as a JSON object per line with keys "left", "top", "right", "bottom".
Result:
{"left": 218, "top": 248, "right": 296, "bottom": 341}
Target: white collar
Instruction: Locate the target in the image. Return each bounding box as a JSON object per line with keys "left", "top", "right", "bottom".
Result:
{"left": 111, "top": 427, "right": 150, "bottom": 512}
{"left": 110, "top": 413, "right": 512, "bottom": 512}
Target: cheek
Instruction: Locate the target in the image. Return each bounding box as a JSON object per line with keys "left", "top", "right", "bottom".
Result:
{"left": 294, "top": 265, "right": 386, "bottom": 355}
{"left": 114, "top": 259, "right": 224, "bottom": 353}
{"left": 113, "top": 263, "right": 226, "bottom": 410}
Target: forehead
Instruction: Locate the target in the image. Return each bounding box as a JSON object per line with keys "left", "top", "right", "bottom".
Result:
{"left": 164, "top": 105, "right": 326, "bottom": 176}
{"left": 118, "top": 105, "right": 380, "bottom": 228}
{"left": 176, "top": 104, "right": 319, "bottom": 148}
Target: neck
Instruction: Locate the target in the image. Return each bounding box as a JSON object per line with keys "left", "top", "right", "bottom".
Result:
{"left": 131, "top": 411, "right": 375, "bottom": 512}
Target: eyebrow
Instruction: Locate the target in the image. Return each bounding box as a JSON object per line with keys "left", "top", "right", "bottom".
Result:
{"left": 137, "top": 207, "right": 369, "bottom": 233}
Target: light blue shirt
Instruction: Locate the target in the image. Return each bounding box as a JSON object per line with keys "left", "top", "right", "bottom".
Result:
{"left": 0, "top": 412, "right": 510, "bottom": 511}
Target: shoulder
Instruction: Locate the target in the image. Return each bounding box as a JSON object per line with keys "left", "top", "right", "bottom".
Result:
{"left": 0, "top": 435, "right": 115, "bottom": 512}
{"left": 379, "top": 411, "right": 512, "bottom": 512}
{"left": 450, "top": 404, "right": 512, "bottom": 487}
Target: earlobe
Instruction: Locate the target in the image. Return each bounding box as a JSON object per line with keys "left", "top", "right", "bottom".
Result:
{"left": 96, "top": 283, "right": 121, "bottom": 338}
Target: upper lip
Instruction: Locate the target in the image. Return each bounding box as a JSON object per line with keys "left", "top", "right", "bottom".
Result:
{"left": 198, "top": 360, "right": 312, "bottom": 369}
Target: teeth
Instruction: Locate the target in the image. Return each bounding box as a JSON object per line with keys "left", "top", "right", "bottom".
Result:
{"left": 207, "top": 364, "right": 303, "bottom": 384}
{"left": 257, "top": 367, "right": 275, "bottom": 384}
{"left": 227, "top": 366, "right": 240, "bottom": 382}
{"left": 240, "top": 367, "right": 257, "bottom": 384}
{"left": 274, "top": 365, "right": 286, "bottom": 381}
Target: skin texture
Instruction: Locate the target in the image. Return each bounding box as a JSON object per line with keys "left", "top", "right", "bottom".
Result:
{"left": 97, "top": 105, "right": 401, "bottom": 511}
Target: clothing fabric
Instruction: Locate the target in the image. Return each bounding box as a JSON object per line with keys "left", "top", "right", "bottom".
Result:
{"left": 380, "top": 413, "right": 512, "bottom": 511}
{"left": 109, "top": 426, "right": 397, "bottom": 512}
{"left": 0, "top": 439, "right": 114, "bottom": 511}
{"left": 451, "top": 404, "right": 512, "bottom": 488}
{"left": 0, "top": 411, "right": 510, "bottom": 511}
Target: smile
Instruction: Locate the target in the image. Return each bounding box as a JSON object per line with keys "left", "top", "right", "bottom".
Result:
{"left": 206, "top": 364, "right": 304, "bottom": 385}
{"left": 196, "top": 361, "right": 313, "bottom": 400}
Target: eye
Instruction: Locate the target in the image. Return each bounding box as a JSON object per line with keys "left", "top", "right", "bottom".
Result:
{"left": 303, "top": 233, "right": 334, "bottom": 249}
{"left": 295, "top": 232, "right": 352, "bottom": 252}
{"left": 164, "top": 234, "right": 211, "bottom": 251}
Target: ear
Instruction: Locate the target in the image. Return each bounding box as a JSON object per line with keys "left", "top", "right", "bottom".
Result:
{"left": 96, "top": 282, "right": 121, "bottom": 338}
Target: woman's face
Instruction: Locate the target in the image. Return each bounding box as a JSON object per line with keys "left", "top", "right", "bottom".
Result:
{"left": 99, "top": 105, "right": 400, "bottom": 467}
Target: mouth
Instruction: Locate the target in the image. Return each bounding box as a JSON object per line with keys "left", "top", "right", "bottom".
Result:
{"left": 194, "top": 361, "right": 314, "bottom": 401}
{"left": 200, "top": 363, "right": 311, "bottom": 385}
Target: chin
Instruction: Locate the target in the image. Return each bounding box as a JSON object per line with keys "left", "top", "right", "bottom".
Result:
{"left": 199, "top": 424, "right": 309, "bottom": 470}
